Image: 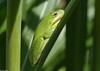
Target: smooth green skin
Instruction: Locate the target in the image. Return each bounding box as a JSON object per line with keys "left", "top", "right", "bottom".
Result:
{"left": 29, "top": 10, "right": 64, "bottom": 65}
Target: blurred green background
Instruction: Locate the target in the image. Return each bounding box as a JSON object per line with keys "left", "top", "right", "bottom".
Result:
{"left": 0, "top": 0, "right": 99, "bottom": 71}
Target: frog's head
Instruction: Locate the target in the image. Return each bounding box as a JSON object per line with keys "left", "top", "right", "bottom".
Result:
{"left": 40, "top": 9, "right": 64, "bottom": 30}
{"left": 50, "top": 10, "right": 64, "bottom": 25}
{"left": 47, "top": 9, "right": 64, "bottom": 29}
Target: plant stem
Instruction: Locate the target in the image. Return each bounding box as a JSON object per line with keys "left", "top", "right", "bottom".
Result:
{"left": 6, "top": 0, "right": 23, "bottom": 71}
{"left": 92, "top": 0, "right": 100, "bottom": 71}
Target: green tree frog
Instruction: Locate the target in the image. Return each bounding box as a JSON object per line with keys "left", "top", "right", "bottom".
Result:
{"left": 29, "top": 9, "right": 64, "bottom": 65}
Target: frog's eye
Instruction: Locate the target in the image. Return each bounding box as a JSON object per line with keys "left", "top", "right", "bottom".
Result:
{"left": 52, "top": 12, "right": 58, "bottom": 17}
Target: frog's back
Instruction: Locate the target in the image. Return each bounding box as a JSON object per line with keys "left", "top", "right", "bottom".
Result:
{"left": 35, "top": 13, "right": 52, "bottom": 37}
